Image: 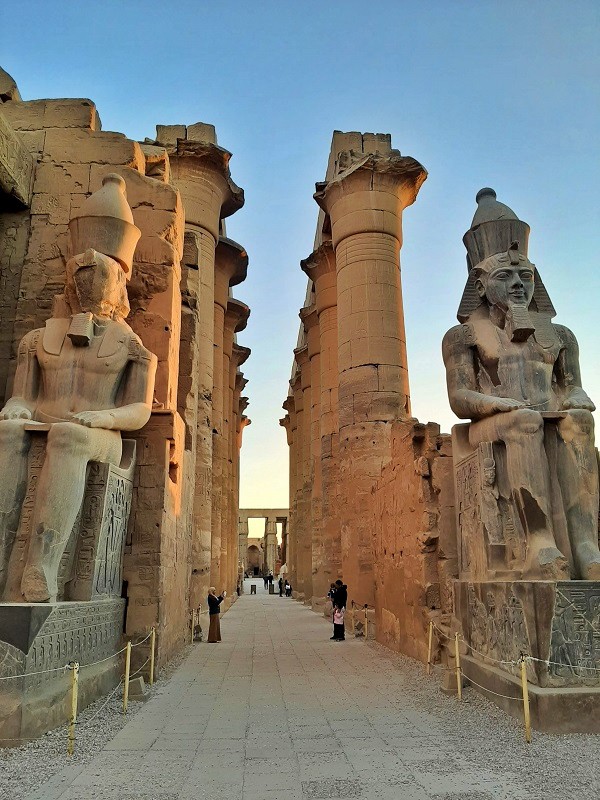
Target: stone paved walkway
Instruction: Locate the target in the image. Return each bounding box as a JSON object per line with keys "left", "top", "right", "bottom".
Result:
{"left": 25, "top": 581, "right": 599, "bottom": 800}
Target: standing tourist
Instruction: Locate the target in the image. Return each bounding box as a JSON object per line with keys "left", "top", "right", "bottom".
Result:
{"left": 207, "top": 588, "right": 226, "bottom": 643}
{"left": 278, "top": 577, "right": 284, "bottom": 596}
{"left": 330, "top": 579, "right": 347, "bottom": 641}
{"left": 263, "top": 573, "right": 269, "bottom": 590}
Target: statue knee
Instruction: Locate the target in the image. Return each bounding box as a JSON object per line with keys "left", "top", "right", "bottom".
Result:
{"left": 0, "top": 419, "right": 28, "bottom": 452}
{"left": 560, "top": 409, "right": 595, "bottom": 439}
{"left": 505, "top": 409, "right": 544, "bottom": 440}
{"left": 47, "top": 422, "right": 90, "bottom": 456}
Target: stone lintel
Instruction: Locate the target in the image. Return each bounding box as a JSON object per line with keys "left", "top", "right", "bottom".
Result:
{"left": 225, "top": 298, "right": 250, "bottom": 334}
{"left": 0, "top": 110, "right": 34, "bottom": 207}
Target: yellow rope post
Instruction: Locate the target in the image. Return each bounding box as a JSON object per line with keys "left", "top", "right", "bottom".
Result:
{"left": 520, "top": 656, "right": 532, "bottom": 743}
{"left": 454, "top": 633, "right": 462, "bottom": 700}
{"left": 149, "top": 627, "right": 156, "bottom": 686}
{"left": 67, "top": 661, "right": 79, "bottom": 757}
{"left": 190, "top": 610, "right": 194, "bottom": 644}
{"left": 364, "top": 605, "right": 369, "bottom": 639}
{"left": 123, "top": 641, "right": 132, "bottom": 714}
{"left": 427, "top": 621, "right": 434, "bottom": 675}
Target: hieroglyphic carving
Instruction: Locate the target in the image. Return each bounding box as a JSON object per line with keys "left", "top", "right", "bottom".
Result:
{"left": 3, "top": 433, "right": 134, "bottom": 602}
{"left": 455, "top": 452, "right": 480, "bottom": 578}
{"left": 548, "top": 583, "right": 600, "bottom": 686}
{"left": 0, "top": 111, "right": 34, "bottom": 206}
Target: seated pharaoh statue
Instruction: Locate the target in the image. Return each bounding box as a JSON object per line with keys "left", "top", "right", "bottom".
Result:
{"left": 443, "top": 188, "right": 599, "bottom": 581}
{"left": 0, "top": 174, "right": 157, "bottom": 603}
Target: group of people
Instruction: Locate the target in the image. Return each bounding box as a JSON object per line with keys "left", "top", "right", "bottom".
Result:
{"left": 206, "top": 577, "right": 348, "bottom": 644}
{"left": 328, "top": 580, "right": 348, "bottom": 641}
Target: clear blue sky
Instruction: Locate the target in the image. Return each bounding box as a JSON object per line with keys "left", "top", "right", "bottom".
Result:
{"left": 4, "top": 0, "right": 599, "bottom": 510}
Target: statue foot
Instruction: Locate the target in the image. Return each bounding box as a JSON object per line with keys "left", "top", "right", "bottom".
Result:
{"left": 21, "top": 565, "right": 51, "bottom": 602}
{"left": 533, "top": 547, "right": 570, "bottom": 580}
{"left": 576, "top": 542, "right": 600, "bottom": 580}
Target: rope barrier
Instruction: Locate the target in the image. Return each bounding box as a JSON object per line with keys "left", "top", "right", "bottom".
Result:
{"left": 459, "top": 670, "right": 523, "bottom": 702}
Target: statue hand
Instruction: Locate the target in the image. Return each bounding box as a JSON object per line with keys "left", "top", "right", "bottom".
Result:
{"left": 0, "top": 404, "right": 32, "bottom": 421}
{"left": 71, "top": 411, "right": 115, "bottom": 429}
{"left": 562, "top": 389, "right": 596, "bottom": 412}
{"left": 486, "top": 397, "right": 528, "bottom": 414}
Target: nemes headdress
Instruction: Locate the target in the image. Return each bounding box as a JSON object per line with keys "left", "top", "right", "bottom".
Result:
{"left": 457, "top": 188, "right": 555, "bottom": 324}
{"left": 69, "top": 173, "right": 141, "bottom": 278}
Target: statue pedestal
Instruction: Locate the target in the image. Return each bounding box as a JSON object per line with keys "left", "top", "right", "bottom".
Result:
{"left": 455, "top": 580, "right": 600, "bottom": 732}
{"left": 0, "top": 599, "right": 125, "bottom": 745}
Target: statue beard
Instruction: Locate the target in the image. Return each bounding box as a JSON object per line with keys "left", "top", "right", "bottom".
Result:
{"left": 504, "top": 301, "right": 535, "bottom": 342}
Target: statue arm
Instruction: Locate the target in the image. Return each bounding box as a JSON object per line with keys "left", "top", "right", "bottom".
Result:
{"left": 555, "top": 325, "right": 595, "bottom": 411}
{"left": 0, "top": 331, "right": 39, "bottom": 419}
{"left": 442, "top": 325, "right": 525, "bottom": 419}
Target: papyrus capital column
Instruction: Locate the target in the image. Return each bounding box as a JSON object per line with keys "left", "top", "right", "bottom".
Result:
{"left": 314, "top": 153, "right": 426, "bottom": 419}
{"left": 314, "top": 152, "right": 427, "bottom": 605}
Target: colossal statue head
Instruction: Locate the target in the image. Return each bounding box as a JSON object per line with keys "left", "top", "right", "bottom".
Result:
{"left": 457, "top": 189, "right": 556, "bottom": 335}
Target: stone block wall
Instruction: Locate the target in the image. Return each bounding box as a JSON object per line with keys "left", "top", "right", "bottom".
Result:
{"left": 372, "top": 420, "right": 456, "bottom": 661}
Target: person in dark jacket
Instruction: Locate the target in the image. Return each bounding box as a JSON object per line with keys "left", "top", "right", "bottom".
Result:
{"left": 278, "top": 577, "right": 284, "bottom": 596}
{"left": 331, "top": 580, "right": 348, "bottom": 641}
{"left": 207, "top": 587, "right": 226, "bottom": 642}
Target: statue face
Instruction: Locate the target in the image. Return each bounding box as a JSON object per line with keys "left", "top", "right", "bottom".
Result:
{"left": 477, "top": 264, "right": 534, "bottom": 311}
{"left": 66, "top": 249, "right": 129, "bottom": 320}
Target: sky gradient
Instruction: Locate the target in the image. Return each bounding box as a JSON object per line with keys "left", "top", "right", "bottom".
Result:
{"left": 3, "top": 0, "right": 599, "bottom": 511}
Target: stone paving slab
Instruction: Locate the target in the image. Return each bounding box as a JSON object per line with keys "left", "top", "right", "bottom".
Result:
{"left": 24, "top": 580, "right": 600, "bottom": 800}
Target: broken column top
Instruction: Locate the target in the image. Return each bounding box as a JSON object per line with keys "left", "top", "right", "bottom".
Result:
{"left": 155, "top": 122, "right": 217, "bottom": 147}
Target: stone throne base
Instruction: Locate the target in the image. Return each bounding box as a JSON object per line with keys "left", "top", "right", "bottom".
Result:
{"left": 0, "top": 599, "right": 125, "bottom": 745}
{"left": 455, "top": 580, "right": 600, "bottom": 733}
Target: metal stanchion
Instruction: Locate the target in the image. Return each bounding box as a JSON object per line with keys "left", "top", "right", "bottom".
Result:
{"left": 67, "top": 661, "right": 79, "bottom": 756}
{"left": 122, "top": 641, "right": 132, "bottom": 714}
{"left": 520, "top": 655, "right": 532, "bottom": 743}
{"left": 149, "top": 627, "right": 156, "bottom": 685}
{"left": 426, "top": 621, "right": 433, "bottom": 675}
{"left": 454, "top": 633, "right": 462, "bottom": 700}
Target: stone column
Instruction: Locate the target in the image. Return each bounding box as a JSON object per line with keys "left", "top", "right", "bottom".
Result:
{"left": 314, "top": 152, "right": 426, "bottom": 605}
{"left": 166, "top": 133, "right": 244, "bottom": 610}
{"left": 280, "top": 404, "right": 296, "bottom": 588}
{"left": 265, "top": 517, "right": 278, "bottom": 574}
{"left": 301, "top": 242, "right": 342, "bottom": 591}
{"left": 293, "top": 345, "right": 312, "bottom": 602}
{"left": 232, "top": 356, "right": 249, "bottom": 592}
{"left": 299, "top": 304, "right": 325, "bottom": 609}
{"left": 289, "top": 375, "right": 304, "bottom": 595}
{"left": 222, "top": 300, "right": 250, "bottom": 594}
{"left": 238, "top": 517, "right": 249, "bottom": 574}
{"left": 212, "top": 238, "right": 248, "bottom": 590}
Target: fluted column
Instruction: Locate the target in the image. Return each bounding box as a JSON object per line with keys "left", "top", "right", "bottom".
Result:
{"left": 301, "top": 242, "right": 341, "bottom": 590}
{"left": 238, "top": 517, "right": 249, "bottom": 574}
{"left": 222, "top": 300, "right": 250, "bottom": 594}
{"left": 314, "top": 152, "right": 426, "bottom": 605}
{"left": 212, "top": 238, "right": 248, "bottom": 590}
{"left": 167, "top": 135, "right": 244, "bottom": 609}
{"left": 299, "top": 304, "right": 324, "bottom": 607}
